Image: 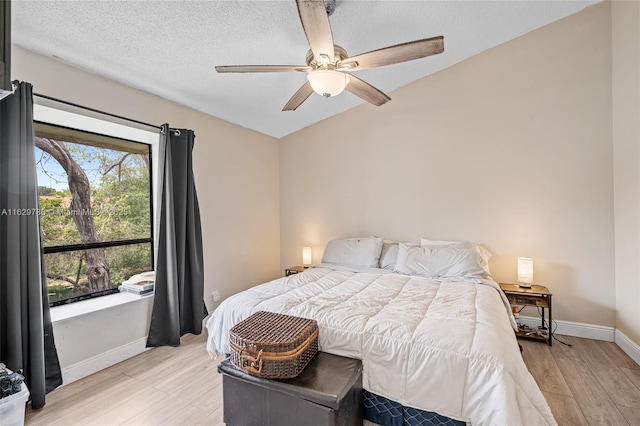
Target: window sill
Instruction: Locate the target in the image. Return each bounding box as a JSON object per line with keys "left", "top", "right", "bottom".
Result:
{"left": 50, "top": 292, "right": 154, "bottom": 324}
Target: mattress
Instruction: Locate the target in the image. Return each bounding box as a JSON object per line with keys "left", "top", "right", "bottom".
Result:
{"left": 205, "top": 264, "right": 556, "bottom": 425}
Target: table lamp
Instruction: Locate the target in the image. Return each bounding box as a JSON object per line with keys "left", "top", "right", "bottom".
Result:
{"left": 517, "top": 257, "right": 533, "bottom": 288}
{"left": 302, "top": 247, "right": 312, "bottom": 268}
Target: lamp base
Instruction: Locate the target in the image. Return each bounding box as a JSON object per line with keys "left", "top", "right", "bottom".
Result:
{"left": 518, "top": 283, "right": 533, "bottom": 288}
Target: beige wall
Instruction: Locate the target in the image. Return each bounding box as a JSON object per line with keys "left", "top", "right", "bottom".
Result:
{"left": 280, "top": 3, "right": 615, "bottom": 327}
{"left": 613, "top": 0, "right": 640, "bottom": 344}
{"left": 12, "top": 46, "right": 282, "bottom": 310}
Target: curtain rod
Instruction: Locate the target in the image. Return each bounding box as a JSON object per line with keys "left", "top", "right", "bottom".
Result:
{"left": 33, "top": 92, "right": 162, "bottom": 131}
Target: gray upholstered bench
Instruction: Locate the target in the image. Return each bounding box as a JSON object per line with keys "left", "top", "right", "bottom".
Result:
{"left": 217, "top": 351, "right": 363, "bottom": 426}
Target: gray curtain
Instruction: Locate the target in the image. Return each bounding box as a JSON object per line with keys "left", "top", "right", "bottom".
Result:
{"left": 0, "top": 82, "right": 62, "bottom": 408}
{"left": 147, "top": 124, "right": 206, "bottom": 347}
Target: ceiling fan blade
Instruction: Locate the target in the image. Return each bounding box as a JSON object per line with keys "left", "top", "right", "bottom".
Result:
{"left": 282, "top": 81, "right": 314, "bottom": 111}
{"left": 215, "top": 65, "right": 311, "bottom": 73}
{"left": 296, "top": 0, "right": 335, "bottom": 63}
{"left": 340, "top": 36, "right": 444, "bottom": 71}
{"left": 345, "top": 75, "right": 391, "bottom": 107}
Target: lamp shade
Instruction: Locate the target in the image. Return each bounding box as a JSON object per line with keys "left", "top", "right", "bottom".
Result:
{"left": 306, "top": 70, "right": 349, "bottom": 98}
{"left": 302, "top": 247, "right": 312, "bottom": 266}
{"left": 517, "top": 257, "right": 534, "bottom": 285}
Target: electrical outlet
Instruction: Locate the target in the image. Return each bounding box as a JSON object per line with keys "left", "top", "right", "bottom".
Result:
{"left": 212, "top": 291, "right": 221, "bottom": 302}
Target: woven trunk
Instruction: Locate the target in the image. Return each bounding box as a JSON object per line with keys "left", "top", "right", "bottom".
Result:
{"left": 229, "top": 311, "right": 319, "bottom": 379}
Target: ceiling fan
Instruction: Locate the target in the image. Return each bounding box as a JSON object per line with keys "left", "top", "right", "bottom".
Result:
{"left": 215, "top": 0, "right": 444, "bottom": 111}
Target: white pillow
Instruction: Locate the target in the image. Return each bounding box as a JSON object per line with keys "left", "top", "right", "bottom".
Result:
{"left": 378, "top": 242, "right": 399, "bottom": 270}
{"left": 420, "top": 238, "right": 492, "bottom": 276}
{"left": 378, "top": 240, "right": 419, "bottom": 270}
{"left": 419, "top": 238, "right": 463, "bottom": 247}
{"left": 394, "top": 243, "right": 488, "bottom": 279}
{"left": 322, "top": 237, "right": 384, "bottom": 268}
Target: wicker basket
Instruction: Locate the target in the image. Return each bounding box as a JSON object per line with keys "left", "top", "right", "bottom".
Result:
{"left": 229, "top": 311, "right": 319, "bottom": 379}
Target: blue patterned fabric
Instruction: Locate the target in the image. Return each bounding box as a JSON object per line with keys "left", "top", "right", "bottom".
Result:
{"left": 363, "top": 390, "right": 465, "bottom": 426}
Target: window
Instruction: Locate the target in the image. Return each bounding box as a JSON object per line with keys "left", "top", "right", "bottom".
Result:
{"left": 34, "top": 119, "right": 155, "bottom": 306}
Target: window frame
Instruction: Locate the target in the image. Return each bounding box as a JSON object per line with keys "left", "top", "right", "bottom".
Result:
{"left": 33, "top": 106, "right": 158, "bottom": 308}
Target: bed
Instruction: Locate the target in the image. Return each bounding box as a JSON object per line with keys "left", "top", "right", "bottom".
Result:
{"left": 205, "top": 238, "right": 557, "bottom": 426}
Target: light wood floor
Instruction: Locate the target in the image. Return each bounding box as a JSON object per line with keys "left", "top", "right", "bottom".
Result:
{"left": 520, "top": 335, "right": 640, "bottom": 425}
{"left": 25, "top": 333, "right": 640, "bottom": 426}
{"left": 25, "top": 333, "right": 223, "bottom": 426}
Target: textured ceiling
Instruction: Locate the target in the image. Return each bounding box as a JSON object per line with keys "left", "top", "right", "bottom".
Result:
{"left": 12, "top": 1, "right": 597, "bottom": 138}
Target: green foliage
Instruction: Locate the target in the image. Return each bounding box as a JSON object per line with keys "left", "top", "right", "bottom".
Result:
{"left": 39, "top": 197, "right": 77, "bottom": 245}
{"left": 106, "top": 243, "right": 152, "bottom": 285}
{"left": 38, "top": 186, "right": 55, "bottom": 196}
{"left": 38, "top": 186, "right": 69, "bottom": 197}
{"left": 92, "top": 158, "right": 151, "bottom": 242}
{"left": 47, "top": 283, "right": 78, "bottom": 301}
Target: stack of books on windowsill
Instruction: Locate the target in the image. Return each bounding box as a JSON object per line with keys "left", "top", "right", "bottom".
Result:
{"left": 118, "top": 271, "right": 155, "bottom": 296}
{"left": 118, "top": 282, "right": 154, "bottom": 295}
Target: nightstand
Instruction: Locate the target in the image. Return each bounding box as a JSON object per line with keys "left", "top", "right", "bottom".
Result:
{"left": 285, "top": 266, "right": 306, "bottom": 276}
{"left": 499, "top": 283, "right": 553, "bottom": 346}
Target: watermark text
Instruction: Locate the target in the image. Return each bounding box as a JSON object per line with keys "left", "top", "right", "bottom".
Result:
{"left": 1, "top": 208, "right": 130, "bottom": 217}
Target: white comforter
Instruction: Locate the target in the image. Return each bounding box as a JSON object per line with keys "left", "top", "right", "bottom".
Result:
{"left": 206, "top": 264, "right": 556, "bottom": 426}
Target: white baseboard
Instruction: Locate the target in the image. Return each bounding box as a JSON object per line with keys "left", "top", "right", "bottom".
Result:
{"left": 57, "top": 321, "right": 637, "bottom": 388}
{"left": 518, "top": 315, "right": 615, "bottom": 342}
{"left": 615, "top": 329, "right": 640, "bottom": 366}
{"left": 60, "top": 336, "right": 150, "bottom": 385}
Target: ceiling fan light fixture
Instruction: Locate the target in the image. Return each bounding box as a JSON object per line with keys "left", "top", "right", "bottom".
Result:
{"left": 306, "top": 70, "right": 349, "bottom": 98}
